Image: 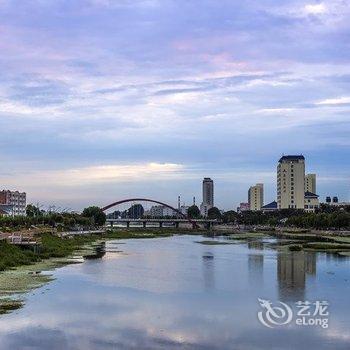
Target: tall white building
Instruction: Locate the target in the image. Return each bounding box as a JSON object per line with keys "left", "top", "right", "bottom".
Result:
{"left": 248, "top": 183, "right": 264, "bottom": 211}
{"left": 277, "top": 155, "right": 305, "bottom": 209}
{"left": 0, "top": 190, "right": 26, "bottom": 216}
{"left": 200, "top": 177, "right": 214, "bottom": 217}
{"left": 305, "top": 173, "right": 316, "bottom": 194}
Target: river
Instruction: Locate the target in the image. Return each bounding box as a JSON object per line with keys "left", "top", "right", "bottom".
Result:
{"left": 0, "top": 234, "right": 349, "bottom": 349}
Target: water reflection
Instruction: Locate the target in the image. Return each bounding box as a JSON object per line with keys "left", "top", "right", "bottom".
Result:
{"left": 277, "top": 251, "right": 316, "bottom": 302}
{"left": 202, "top": 252, "right": 215, "bottom": 291}
{"left": 0, "top": 235, "right": 349, "bottom": 350}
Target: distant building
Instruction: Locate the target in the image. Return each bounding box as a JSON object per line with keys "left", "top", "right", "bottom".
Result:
{"left": 248, "top": 183, "right": 264, "bottom": 211}
{"left": 149, "top": 205, "right": 175, "bottom": 217}
{"left": 237, "top": 202, "right": 250, "bottom": 213}
{"left": 262, "top": 201, "right": 278, "bottom": 212}
{"left": 200, "top": 177, "right": 214, "bottom": 217}
{"left": 277, "top": 155, "right": 305, "bottom": 209}
{"left": 305, "top": 174, "right": 316, "bottom": 194}
{"left": 0, "top": 190, "right": 26, "bottom": 216}
{"left": 0, "top": 204, "right": 14, "bottom": 216}
{"left": 304, "top": 192, "right": 320, "bottom": 212}
{"left": 179, "top": 205, "right": 189, "bottom": 216}
{"left": 324, "top": 196, "right": 349, "bottom": 207}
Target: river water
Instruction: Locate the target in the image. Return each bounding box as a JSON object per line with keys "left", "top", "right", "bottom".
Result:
{"left": 0, "top": 235, "right": 349, "bottom": 350}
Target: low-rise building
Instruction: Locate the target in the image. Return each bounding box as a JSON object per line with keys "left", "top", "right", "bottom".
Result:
{"left": 0, "top": 190, "right": 26, "bottom": 216}
{"left": 304, "top": 191, "right": 320, "bottom": 212}
{"left": 237, "top": 202, "right": 250, "bottom": 213}
{"left": 261, "top": 201, "right": 278, "bottom": 212}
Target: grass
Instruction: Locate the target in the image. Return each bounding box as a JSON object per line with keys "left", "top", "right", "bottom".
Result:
{"left": 195, "top": 240, "right": 234, "bottom": 245}
{"left": 0, "top": 298, "right": 24, "bottom": 315}
{"left": 229, "top": 232, "right": 268, "bottom": 240}
{"left": 0, "top": 229, "right": 178, "bottom": 272}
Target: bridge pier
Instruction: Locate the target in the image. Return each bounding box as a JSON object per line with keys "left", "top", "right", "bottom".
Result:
{"left": 126, "top": 221, "right": 130, "bottom": 228}
{"left": 110, "top": 221, "right": 114, "bottom": 228}
{"left": 175, "top": 222, "right": 179, "bottom": 229}
{"left": 143, "top": 221, "right": 146, "bottom": 228}
{"left": 159, "top": 222, "right": 163, "bottom": 228}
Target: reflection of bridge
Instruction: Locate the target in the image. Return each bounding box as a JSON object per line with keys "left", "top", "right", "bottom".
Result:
{"left": 101, "top": 198, "right": 221, "bottom": 229}
{"left": 106, "top": 218, "right": 220, "bottom": 229}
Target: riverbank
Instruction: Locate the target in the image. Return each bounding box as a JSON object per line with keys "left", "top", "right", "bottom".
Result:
{"left": 0, "top": 228, "right": 205, "bottom": 273}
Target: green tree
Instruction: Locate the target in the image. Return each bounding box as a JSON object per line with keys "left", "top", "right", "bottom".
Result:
{"left": 187, "top": 205, "right": 200, "bottom": 219}
{"left": 127, "top": 204, "right": 144, "bottom": 219}
{"left": 82, "top": 206, "right": 106, "bottom": 226}
{"left": 208, "top": 207, "right": 222, "bottom": 220}
{"left": 26, "top": 204, "right": 42, "bottom": 218}
{"left": 222, "top": 210, "right": 237, "bottom": 223}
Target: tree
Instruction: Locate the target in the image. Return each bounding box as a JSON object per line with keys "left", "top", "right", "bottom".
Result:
{"left": 188, "top": 205, "right": 200, "bottom": 219}
{"left": 222, "top": 210, "right": 237, "bottom": 223}
{"left": 208, "top": 207, "right": 222, "bottom": 220}
{"left": 127, "top": 204, "right": 144, "bottom": 219}
{"left": 82, "top": 206, "right": 106, "bottom": 226}
{"left": 26, "top": 204, "right": 42, "bottom": 218}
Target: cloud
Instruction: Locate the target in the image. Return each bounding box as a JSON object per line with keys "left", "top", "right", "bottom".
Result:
{"left": 315, "top": 96, "right": 350, "bottom": 105}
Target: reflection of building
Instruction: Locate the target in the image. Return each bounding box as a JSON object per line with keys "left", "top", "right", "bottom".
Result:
{"left": 0, "top": 190, "right": 26, "bottom": 216}
{"left": 248, "top": 254, "right": 264, "bottom": 285}
{"left": 248, "top": 183, "right": 264, "bottom": 211}
{"left": 277, "top": 155, "right": 305, "bottom": 209}
{"left": 277, "top": 251, "right": 316, "bottom": 302}
{"left": 200, "top": 178, "right": 214, "bottom": 217}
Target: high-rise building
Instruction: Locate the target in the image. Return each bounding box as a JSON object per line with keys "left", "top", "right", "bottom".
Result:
{"left": 248, "top": 183, "right": 264, "bottom": 211}
{"left": 0, "top": 190, "right": 26, "bottom": 216}
{"left": 200, "top": 177, "right": 214, "bottom": 217}
{"left": 305, "top": 174, "right": 316, "bottom": 194}
{"left": 277, "top": 155, "right": 305, "bottom": 209}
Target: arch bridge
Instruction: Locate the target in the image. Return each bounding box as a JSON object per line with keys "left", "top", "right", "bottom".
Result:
{"left": 101, "top": 198, "right": 219, "bottom": 229}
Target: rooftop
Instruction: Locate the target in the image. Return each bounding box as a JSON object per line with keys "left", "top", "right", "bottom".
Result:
{"left": 305, "top": 191, "right": 319, "bottom": 198}
{"left": 262, "top": 201, "right": 278, "bottom": 209}
{"left": 279, "top": 155, "right": 305, "bottom": 163}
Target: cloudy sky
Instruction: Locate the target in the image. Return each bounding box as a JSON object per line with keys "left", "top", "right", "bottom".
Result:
{"left": 0, "top": 0, "right": 349, "bottom": 211}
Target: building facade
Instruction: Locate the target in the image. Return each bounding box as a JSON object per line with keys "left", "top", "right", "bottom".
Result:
{"left": 200, "top": 177, "right": 214, "bottom": 217}
{"left": 277, "top": 155, "right": 305, "bottom": 209}
{"left": 304, "top": 191, "right": 320, "bottom": 212}
{"left": 0, "top": 190, "right": 26, "bottom": 216}
{"left": 237, "top": 202, "right": 250, "bottom": 213}
{"left": 149, "top": 205, "right": 175, "bottom": 217}
{"left": 305, "top": 174, "right": 316, "bottom": 194}
{"left": 248, "top": 183, "right": 264, "bottom": 211}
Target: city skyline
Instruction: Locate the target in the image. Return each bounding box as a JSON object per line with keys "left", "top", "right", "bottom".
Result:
{"left": 0, "top": 1, "right": 349, "bottom": 210}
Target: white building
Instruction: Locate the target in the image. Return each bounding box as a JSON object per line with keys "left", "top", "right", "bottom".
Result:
{"left": 305, "top": 174, "right": 316, "bottom": 194}
{"left": 304, "top": 192, "right": 320, "bottom": 212}
{"left": 0, "top": 190, "right": 26, "bottom": 216}
{"left": 200, "top": 177, "right": 214, "bottom": 217}
{"left": 149, "top": 205, "right": 175, "bottom": 217}
{"left": 277, "top": 155, "right": 305, "bottom": 209}
{"left": 248, "top": 183, "right": 264, "bottom": 211}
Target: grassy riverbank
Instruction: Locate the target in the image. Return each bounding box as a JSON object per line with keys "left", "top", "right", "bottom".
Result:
{"left": 0, "top": 228, "right": 193, "bottom": 272}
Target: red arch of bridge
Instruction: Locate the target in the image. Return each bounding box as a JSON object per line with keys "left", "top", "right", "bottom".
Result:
{"left": 101, "top": 198, "right": 198, "bottom": 227}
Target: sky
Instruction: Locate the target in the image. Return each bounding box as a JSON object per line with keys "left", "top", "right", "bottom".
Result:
{"left": 0, "top": 0, "right": 349, "bottom": 211}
